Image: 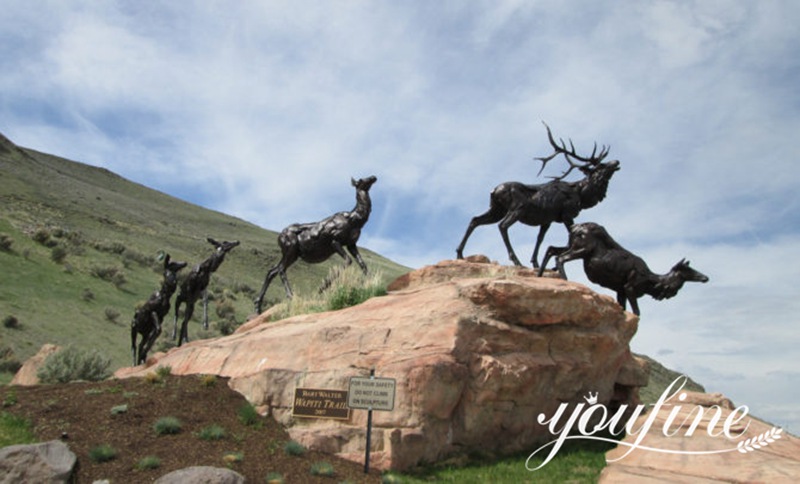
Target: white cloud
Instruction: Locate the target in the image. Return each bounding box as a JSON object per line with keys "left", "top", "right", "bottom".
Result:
{"left": 2, "top": 0, "right": 799, "bottom": 433}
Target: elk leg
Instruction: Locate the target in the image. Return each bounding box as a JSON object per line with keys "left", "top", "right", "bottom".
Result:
{"left": 142, "top": 311, "right": 161, "bottom": 363}
{"left": 315, "top": 242, "right": 354, "bottom": 292}
{"left": 621, "top": 282, "right": 641, "bottom": 316}
{"left": 278, "top": 268, "right": 293, "bottom": 300}
{"left": 629, "top": 299, "right": 641, "bottom": 316}
{"left": 346, "top": 244, "right": 368, "bottom": 274}
{"left": 178, "top": 301, "right": 195, "bottom": 346}
{"left": 172, "top": 297, "right": 183, "bottom": 341}
{"left": 538, "top": 245, "right": 568, "bottom": 278}
{"left": 625, "top": 293, "right": 641, "bottom": 316}
{"left": 131, "top": 320, "right": 139, "bottom": 366}
{"left": 456, "top": 207, "right": 504, "bottom": 259}
{"left": 202, "top": 289, "right": 209, "bottom": 330}
{"left": 255, "top": 252, "right": 297, "bottom": 313}
{"left": 552, "top": 244, "right": 592, "bottom": 280}
{"left": 498, "top": 213, "right": 522, "bottom": 266}
{"left": 332, "top": 241, "right": 352, "bottom": 266}
{"left": 255, "top": 265, "right": 279, "bottom": 313}
{"left": 616, "top": 292, "right": 627, "bottom": 311}
{"left": 530, "top": 223, "right": 552, "bottom": 269}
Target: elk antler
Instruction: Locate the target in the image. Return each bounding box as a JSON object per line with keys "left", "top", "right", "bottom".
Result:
{"left": 535, "top": 121, "right": 610, "bottom": 179}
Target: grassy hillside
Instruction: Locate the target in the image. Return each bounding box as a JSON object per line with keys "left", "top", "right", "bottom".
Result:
{"left": 636, "top": 353, "right": 705, "bottom": 404}
{"left": 0, "top": 133, "right": 409, "bottom": 374}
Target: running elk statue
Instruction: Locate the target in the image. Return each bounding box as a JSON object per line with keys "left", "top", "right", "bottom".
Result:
{"left": 254, "top": 175, "right": 377, "bottom": 314}
{"left": 131, "top": 254, "right": 187, "bottom": 365}
{"left": 456, "top": 122, "right": 620, "bottom": 268}
{"left": 173, "top": 238, "right": 239, "bottom": 346}
{"left": 538, "top": 222, "right": 709, "bottom": 316}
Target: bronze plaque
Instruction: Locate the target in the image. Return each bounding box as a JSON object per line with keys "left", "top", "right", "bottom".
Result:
{"left": 292, "top": 388, "right": 350, "bottom": 420}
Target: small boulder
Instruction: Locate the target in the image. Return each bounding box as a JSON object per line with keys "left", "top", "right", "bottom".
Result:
{"left": 0, "top": 440, "right": 76, "bottom": 483}
{"left": 154, "top": 466, "right": 245, "bottom": 484}
{"left": 10, "top": 344, "right": 60, "bottom": 386}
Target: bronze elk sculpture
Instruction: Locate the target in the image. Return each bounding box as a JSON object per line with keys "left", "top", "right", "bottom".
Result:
{"left": 131, "top": 254, "right": 187, "bottom": 365}
{"left": 456, "top": 122, "right": 620, "bottom": 268}
{"left": 173, "top": 238, "right": 239, "bottom": 346}
{"left": 254, "top": 175, "right": 377, "bottom": 314}
{"left": 538, "top": 222, "right": 709, "bottom": 316}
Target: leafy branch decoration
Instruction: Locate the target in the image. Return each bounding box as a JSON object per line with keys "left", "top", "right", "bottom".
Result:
{"left": 737, "top": 427, "right": 783, "bottom": 453}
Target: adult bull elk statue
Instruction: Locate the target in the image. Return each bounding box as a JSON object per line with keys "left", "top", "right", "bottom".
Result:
{"left": 539, "top": 222, "right": 709, "bottom": 316}
{"left": 456, "top": 122, "right": 620, "bottom": 268}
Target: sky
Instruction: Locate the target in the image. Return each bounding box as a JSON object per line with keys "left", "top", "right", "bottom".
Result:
{"left": 2, "top": 1, "right": 799, "bottom": 436}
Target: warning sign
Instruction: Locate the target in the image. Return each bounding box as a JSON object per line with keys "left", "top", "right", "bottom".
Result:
{"left": 347, "top": 376, "right": 396, "bottom": 411}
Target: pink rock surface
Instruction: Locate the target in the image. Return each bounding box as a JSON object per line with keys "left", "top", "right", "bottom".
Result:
{"left": 115, "top": 258, "right": 642, "bottom": 470}
{"left": 599, "top": 395, "right": 800, "bottom": 483}
{"left": 10, "top": 344, "right": 60, "bottom": 386}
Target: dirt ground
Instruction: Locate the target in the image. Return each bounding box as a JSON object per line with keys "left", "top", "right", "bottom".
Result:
{"left": 1, "top": 374, "right": 383, "bottom": 483}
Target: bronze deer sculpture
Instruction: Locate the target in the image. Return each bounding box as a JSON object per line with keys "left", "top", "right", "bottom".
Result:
{"left": 131, "top": 254, "right": 187, "bottom": 365}
{"left": 254, "top": 176, "right": 377, "bottom": 314}
{"left": 538, "top": 222, "right": 709, "bottom": 316}
{"left": 456, "top": 122, "right": 620, "bottom": 268}
{"left": 173, "top": 238, "right": 239, "bottom": 346}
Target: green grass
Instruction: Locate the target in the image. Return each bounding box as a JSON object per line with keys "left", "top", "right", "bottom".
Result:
{"left": 309, "top": 461, "right": 335, "bottom": 477}
{"left": 153, "top": 416, "right": 182, "bottom": 435}
{"left": 635, "top": 353, "right": 705, "bottom": 404}
{"left": 0, "top": 411, "right": 35, "bottom": 447}
{"left": 88, "top": 444, "right": 118, "bottom": 463}
{"left": 237, "top": 402, "right": 261, "bottom": 427}
{"left": 136, "top": 455, "right": 161, "bottom": 470}
{"left": 0, "top": 142, "right": 409, "bottom": 374}
{"left": 395, "top": 437, "right": 616, "bottom": 483}
{"left": 265, "top": 265, "right": 388, "bottom": 321}
{"left": 283, "top": 440, "right": 306, "bottom": 456}
{"left": 265, "top": 471, "right": 285, "bottom": 483}
{"left": 197, "top": 424, "right": 227, "bottom": 441}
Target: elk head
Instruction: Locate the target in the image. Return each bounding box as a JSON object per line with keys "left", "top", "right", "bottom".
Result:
{"left": 163, "top": 254, "right": 188, "bottom": 274}
{"left": 672, "top": 259, "right": 709, "bottom": 283}
{"left": 352, "top": 175, "right": 378, "bottom": 191}
{"left": 207, "top": 238, "right": 240, "bottom": 254}
{"left": 536, "top": 122, "right": 620, "bottom": 181}
{"left": 652, "top": 259, "right": 709, "bottom": 300}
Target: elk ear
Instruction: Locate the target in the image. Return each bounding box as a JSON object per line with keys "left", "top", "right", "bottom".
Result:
{"left": 164, "top": 254, "right": 171, "bottom": 267}
{"left": 351, "top": 177, "right": 357, "bottom": 187}
{"left": 207, "top": 237, "right": 220, "bottom": 247}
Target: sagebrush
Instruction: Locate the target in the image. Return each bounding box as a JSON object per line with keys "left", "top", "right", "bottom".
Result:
{"left": 36, "top": 346, "right": 111, "bottom": 384}
{"left": 267, "top": 265, "right": 386, "bottom": 320}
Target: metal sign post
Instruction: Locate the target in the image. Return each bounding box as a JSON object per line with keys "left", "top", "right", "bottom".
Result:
{"left": 348, "top": 369, "right": 396, "bottom": 474}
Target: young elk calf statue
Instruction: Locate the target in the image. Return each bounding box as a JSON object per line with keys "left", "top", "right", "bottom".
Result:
{"left": 254, "top": 176, "right": 377, "bottom": 314}
{"left": 131, "top": 254, "right": 187, "bottom": 365}
{"left": 173, "top": 238, "right": 239, "bottom": 346}
{"left": 538, "top": 222, "right": 708, "bottom": 316}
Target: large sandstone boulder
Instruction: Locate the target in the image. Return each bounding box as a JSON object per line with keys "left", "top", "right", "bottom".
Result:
{"left": 116, "top": 258, "right": 641, "bottom": 470}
